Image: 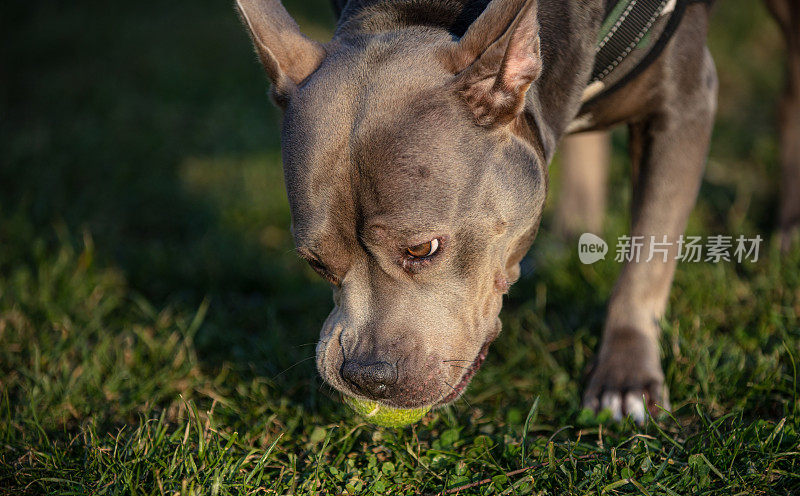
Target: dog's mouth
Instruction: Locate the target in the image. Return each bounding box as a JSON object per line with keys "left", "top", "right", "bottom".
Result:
{"left": 436, "top": 339, "right": 493, "bottom": 405}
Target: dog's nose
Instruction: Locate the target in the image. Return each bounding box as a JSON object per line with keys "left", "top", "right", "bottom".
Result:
{"left": 341, "top": 360, "right": 398, "bottom": 399}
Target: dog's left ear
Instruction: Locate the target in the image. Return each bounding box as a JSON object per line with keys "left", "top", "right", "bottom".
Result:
{"left": 236, "top": 0, "right": 326, "bottom": 107}
{"left": 444, "top": 0, "right": 541, "bottom": 127}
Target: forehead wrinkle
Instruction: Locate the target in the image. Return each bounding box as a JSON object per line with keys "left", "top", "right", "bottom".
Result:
{"left": 351, "top": 99, "right": 471, "bottom": 215}
{"left": 286, "top": 138, "right": 352, "bottom": 233}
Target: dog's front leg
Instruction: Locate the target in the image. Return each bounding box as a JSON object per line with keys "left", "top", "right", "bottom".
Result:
{"left": 583, "top": 43, "right": 718, "bottom": 423}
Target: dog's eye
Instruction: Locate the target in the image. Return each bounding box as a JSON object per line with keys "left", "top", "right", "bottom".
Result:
{"left": 406, "top": 238, "right": 439, "bottom": 258}
{"left": 306, "top": 258, "right": 340, "bottom": 285}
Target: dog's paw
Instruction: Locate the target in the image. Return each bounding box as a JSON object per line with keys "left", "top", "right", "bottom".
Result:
{"left": 582, "top": 327, "right": 669, "bottom": 424}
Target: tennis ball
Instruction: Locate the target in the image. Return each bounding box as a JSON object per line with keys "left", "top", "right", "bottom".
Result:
{"left": 344, "top": 396, "right": 430, "bottom": 428}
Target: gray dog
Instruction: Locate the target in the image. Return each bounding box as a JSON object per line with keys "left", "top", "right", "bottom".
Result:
{"left": 236, "top": 0, "right": 800, "bottom": 423}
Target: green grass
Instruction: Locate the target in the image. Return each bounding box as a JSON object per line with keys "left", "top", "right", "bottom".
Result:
{"left": 1, "top": 0, "right": 799, "bottom": 494}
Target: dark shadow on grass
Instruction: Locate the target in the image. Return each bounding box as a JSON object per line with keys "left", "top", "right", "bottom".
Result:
{"left": 1, "top": 0, "right": 338, "bottom": 408}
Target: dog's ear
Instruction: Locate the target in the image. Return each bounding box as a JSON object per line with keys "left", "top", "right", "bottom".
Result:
{"left": 236, "top": 0, "right": 326, "bottom": 106}
{"left": 444, "top": 0, "right": 541, "bottom": 127}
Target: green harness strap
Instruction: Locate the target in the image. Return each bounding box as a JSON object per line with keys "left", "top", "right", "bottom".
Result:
{"left": 585, "top": 0, "right": 711, "bottom": 104}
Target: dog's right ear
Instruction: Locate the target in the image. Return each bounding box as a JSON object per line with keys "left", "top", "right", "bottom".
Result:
{"left": 442, "top": 0, "right": 541, "bottom": 127}
{"left": 236, "top": 0, "right": 326, "bottom": 106}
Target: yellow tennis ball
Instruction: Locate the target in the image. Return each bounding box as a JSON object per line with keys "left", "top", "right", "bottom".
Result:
{"left": 344, "top": 396, "right": 430, "bottom": 428}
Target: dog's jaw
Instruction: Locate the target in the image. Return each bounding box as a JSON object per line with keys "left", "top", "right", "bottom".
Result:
{"left": 434, "top": 316, "right": 503, "bottom": 406}
{"left": 436, "top": 338, "right": 493, "bottom": 405}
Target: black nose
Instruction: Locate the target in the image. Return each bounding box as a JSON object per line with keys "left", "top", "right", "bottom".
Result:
{"left": 341, "top": 360, "right": 398, "bottom": 399}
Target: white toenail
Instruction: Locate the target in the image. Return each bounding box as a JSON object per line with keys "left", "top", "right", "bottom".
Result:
{"left": 601, "top": 392, "right": 622, "bottom": 420}
{"left": 624, "top": 391, "right": 647, "bottom": 424}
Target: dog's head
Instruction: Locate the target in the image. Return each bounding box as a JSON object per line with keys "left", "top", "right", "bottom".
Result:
{"left": 238, "top": 0, "right": 547, "bottom": 407}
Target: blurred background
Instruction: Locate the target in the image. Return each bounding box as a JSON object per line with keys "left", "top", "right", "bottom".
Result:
{"left": 0, "top": 0, "right": 794, "bottom": 434}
